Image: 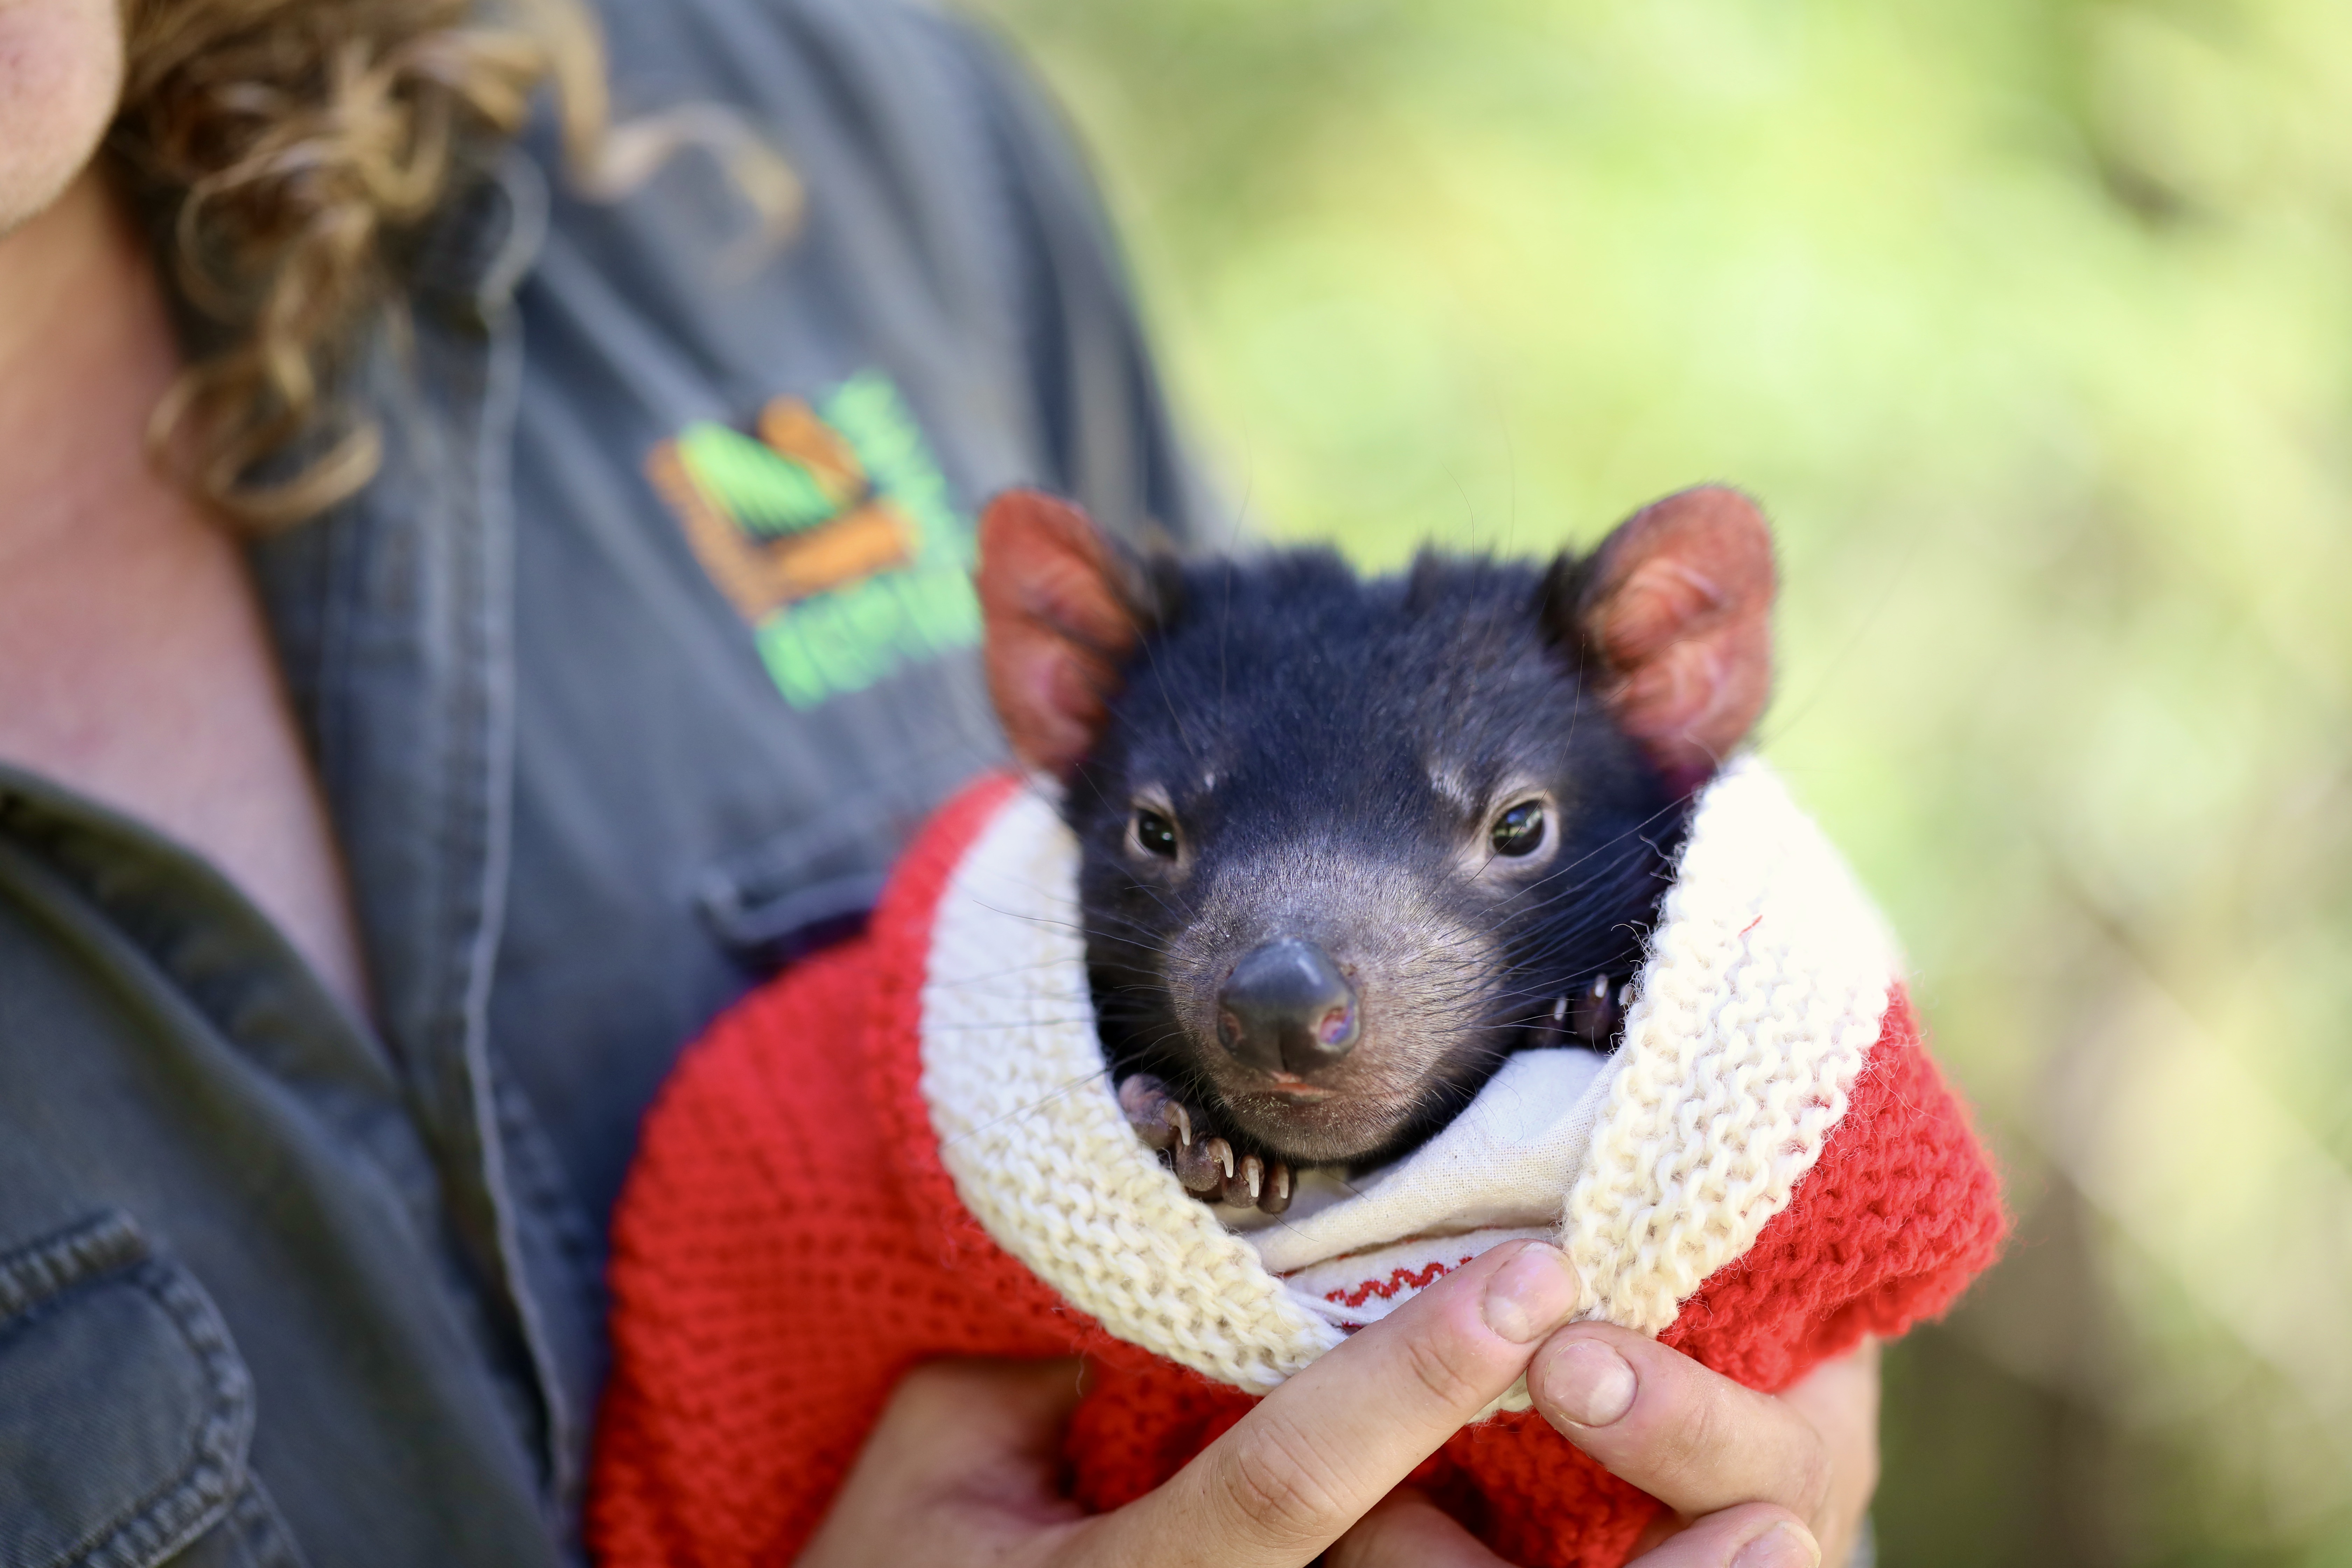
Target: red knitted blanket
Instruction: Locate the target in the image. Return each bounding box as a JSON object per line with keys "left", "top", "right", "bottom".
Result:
{"left": 588, "top": 773, "right": 2006, "bottom": 1568}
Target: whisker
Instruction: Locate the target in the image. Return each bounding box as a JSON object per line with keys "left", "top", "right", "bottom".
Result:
{"left": 934, "top": 1065, "right": 1117, "bottom": 1152}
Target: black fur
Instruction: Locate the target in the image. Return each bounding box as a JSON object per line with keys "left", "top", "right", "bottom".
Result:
{"left": 1065, "top": 546, "right": 1692, "bottom": 1170}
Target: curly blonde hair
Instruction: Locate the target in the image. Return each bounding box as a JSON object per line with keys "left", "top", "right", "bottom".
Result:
{"left": 111, "top": 0, "right": 792, "bottom": 529}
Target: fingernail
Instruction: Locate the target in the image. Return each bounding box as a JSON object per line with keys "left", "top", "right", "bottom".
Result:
{"left": 1732, "top": 1521, "right": 1821, "bottom": 1568}
{"left": 1480, "top": 1243, "right": 1582, "bottom": 1343}
{"left": 1536, "top": 1338, "right": 1636, "bottom": 1426}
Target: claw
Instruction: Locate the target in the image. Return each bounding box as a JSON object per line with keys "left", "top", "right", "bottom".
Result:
{"left": 1204, "top": 1138, "right": 1236, "bottom": 1182}
{"left": 1569, "top": 973, "right": 1621, "bottom": 1048}
{"left": 1259, "top": 1161, "right": 1293, "bottom": 1216}
{"left": 1239, "top": 1154, "right": 1264, "bottom": 1204}
{"left": 1118, "top": 1074, "right": 1180, "bottom": 1151}
{"left": 1173, "top": 1134, "right": 1224, "bottom": 1192}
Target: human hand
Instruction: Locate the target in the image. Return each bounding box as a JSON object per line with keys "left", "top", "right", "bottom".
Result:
{"left": 797, "top": 1239, "right": 1587, "bottom": 1567}
{"left": 1328, "top": 1329, "right": 1881, "bottom": 1568}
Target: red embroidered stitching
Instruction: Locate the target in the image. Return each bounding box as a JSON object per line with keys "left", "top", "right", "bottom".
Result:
{"left": 1325, "top": 1255, "right": 1478, "bottom": 1309}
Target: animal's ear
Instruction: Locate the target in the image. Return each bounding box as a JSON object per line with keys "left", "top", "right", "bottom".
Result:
{"left": 1546, "top": 485, "right": 1777, "bottom": 793}
{"left": 976, "top": 489, "right": 1160, "bottom": 780}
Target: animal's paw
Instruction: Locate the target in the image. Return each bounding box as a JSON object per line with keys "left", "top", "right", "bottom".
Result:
{"left": 1566, "top": 972, "right": 1629, "bottom": 1049}
{"left": 1116, "top": 1074, "right": 1292, "bottom": 1214}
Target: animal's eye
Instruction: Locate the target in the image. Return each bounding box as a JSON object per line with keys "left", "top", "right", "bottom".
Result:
{"left": 1490, "top": 800, "right": 1547, "bottom": 858}
{"left": 1133, "top": 808, "right": 1181, "bottom": 860}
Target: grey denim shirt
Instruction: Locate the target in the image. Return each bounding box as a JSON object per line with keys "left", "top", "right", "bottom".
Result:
{"left": 0, "top": 2, "right": 1211, "bottom": 1563}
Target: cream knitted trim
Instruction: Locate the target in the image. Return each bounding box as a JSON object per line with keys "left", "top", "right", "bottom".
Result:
{"left": 919, "top": 788, "right": 1345, "bottom": 1392}
{"left": 917, "top": 758, "right": 1896, "bottom": 1391}
{"left": 1559, "top": 757, "right": 1898, "bottom": 1334}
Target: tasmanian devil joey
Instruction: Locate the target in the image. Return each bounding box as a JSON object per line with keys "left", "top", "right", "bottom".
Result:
{"left": 974, "top": 486, "right": 1777, "bottom": 1215}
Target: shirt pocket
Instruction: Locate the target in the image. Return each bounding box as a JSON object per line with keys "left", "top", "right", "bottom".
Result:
{"left": 0, "top": 1211, "right": 307, "bottom": 1568}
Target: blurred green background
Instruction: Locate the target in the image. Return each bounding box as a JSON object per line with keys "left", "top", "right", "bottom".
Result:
{"left": 969, "top": 1, "right": 2352, "bottom": 1561}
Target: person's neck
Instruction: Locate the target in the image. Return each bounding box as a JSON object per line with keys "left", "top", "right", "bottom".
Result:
{"left": 0, "top": 167, "right": 175, "bottom": 556}
{"left": 0, "top": 170, "right": 105, "bottom": 366}
{"left": 0, "top": 165, "right": 378, "bottom": 1021}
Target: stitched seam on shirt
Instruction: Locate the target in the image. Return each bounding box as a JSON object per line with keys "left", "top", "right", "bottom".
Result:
{"left": 219, "top": 1475, "right": 314, "bottom": 1568}
{"left": 0, "top": 1211, "right": 147, "bottom": 1322}
{"left": 0, "top": 1212, "right": 254, "bottom": 1568}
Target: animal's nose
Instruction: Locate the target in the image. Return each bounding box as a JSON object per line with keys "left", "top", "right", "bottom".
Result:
{"left": 1216, "top": 938, "right": 1360, "bottom": 1077}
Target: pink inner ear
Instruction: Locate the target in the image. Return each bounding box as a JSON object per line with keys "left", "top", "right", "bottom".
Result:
{"left": 976, "top": 490, "right": 1143, "bottom": 779}
{"left": 1581, "top": 486, "right": 1776, "bottom": 786}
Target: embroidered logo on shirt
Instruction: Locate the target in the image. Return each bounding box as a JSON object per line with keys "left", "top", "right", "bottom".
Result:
{"left": 646, "top": 371, "right": 980, "bottom": 709}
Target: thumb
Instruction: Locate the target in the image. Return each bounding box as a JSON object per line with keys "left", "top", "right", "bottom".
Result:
{"left": 839, "top": 1357, "right": 1090, "bottom": 1512}
{"left": 899, "top": 1358, "right": 1088, "bottom": 1435}
{"left": 798, "top": 1359, "right": 1091, "bottom": 1568}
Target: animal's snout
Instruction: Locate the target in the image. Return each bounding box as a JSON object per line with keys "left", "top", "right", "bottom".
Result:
{"left": 1216, "top": 937, "right": 1360, "bottom": 1077}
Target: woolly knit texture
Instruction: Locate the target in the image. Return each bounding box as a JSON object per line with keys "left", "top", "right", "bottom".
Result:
{"left": 920, "top": 786, "right": 1340, "bottom": 1391}
{"left": 1564, "top": 757, "right": 1900, "bottom": 1333}
{"left": 589, "top": 766, "right": 2007, "bottom": 1568}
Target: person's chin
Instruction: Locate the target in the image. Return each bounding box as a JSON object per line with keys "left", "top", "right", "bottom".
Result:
{"left": 0, "top": 0, "right": 126, "bottom": 240}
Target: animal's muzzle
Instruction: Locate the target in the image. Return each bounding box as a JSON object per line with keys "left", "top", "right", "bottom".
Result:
{"left": 1215, "top": 937, "right": 1361, "bottom": 1077}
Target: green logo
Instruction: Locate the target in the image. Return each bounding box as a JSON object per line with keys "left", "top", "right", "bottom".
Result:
{"left": 646, "top": 371, "right": 980, "bottom": 709}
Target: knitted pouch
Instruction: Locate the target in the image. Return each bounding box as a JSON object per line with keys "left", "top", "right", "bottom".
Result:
{"left": 589, "top": 761, "right": 2007, "bottom": 1568}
